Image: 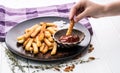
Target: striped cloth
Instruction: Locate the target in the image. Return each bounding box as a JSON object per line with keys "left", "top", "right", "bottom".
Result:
{"left": 0, "top": 3, "right": 93, "bottom": 42}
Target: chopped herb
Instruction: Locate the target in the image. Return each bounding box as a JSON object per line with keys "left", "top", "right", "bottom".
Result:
{"left": 54, "top": 67, "right": 60, "bottom": 71}
{"left": 89, "top": 57, "right": 95, "bottom": 60}
{"left": 1, "top": 43, "right": 97, "bottom": 73}
{"left": 64, "top": 64, "right": 75, "bottom": 72}
{"left": 88, "top": 44, "right": 94, "bottom": 53}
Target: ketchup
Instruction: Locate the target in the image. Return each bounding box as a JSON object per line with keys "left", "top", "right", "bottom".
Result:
{"left": 59, "top": 35, "right": 80, "bottom": 43}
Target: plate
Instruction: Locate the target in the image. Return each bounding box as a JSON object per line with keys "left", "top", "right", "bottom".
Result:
{"left": 5, "top": 16, "right": 91, "bottom": 61}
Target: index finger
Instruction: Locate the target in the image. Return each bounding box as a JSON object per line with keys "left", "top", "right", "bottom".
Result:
{"left": 69, "top": 5, "right": 77, "bottom": 20}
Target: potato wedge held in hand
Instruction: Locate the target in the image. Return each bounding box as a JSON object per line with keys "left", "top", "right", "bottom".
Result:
{"left": 66, "top": 19, "right": 75, "bottom": 36}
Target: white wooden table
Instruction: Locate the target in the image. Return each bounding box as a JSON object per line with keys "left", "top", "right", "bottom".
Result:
{"left": 1, "top": 0, "right": 120, "bottom": 73}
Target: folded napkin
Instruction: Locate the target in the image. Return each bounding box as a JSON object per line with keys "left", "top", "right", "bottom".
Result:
{"left": 0, "top": 3, "right": 93, "bottom": 42}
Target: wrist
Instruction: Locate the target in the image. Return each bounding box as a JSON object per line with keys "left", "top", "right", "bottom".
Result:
{"left": 102, "top": 4, "right": 110, "bottom": 17}
{"left": 99, "top": 4, "right": 109, "bottom": 17}
{"left": 102, "top": 1, "right": 120, "bottom": 17}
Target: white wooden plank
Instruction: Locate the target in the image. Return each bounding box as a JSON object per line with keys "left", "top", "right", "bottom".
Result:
{"left": 0, "top": 43, "right": 2, "bottom": 73}
{"left": 27, "top": 52, "right": 87, "bottom": 73}
{"left": 0, "top": 43, "right": 13, "bottom": 73}
{"left": 100, "top": 17, "right": 120, "bottom": 73}
{"left": 1, "top": 0, "right": 120, "bottom": 73}
{"left": 109, "top": 16, "right": 120, "bottom": 37}
{"left": 1, "top": 43, "right": 29, "bottom": 73}
{"left": 90, "top": 17, "right": 120, "bottom": 73}
{"left": 16, "top": 56, "right": 29, "bottom": 73}
{"left": 80, "top": 31, "right": 113, "bottom": 73}
{"left": 0, "top": 0, "right": 78, "bottom": 8}
{"left": 28, "top": 60, "right": 62, "bottom": 73}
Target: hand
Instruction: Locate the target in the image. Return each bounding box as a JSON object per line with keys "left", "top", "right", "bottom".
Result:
{"left": 69, "top": 0, "right": 105, "bottom": 22}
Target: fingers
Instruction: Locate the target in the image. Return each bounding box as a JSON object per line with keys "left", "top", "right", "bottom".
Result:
{"left": 69, "top": 5, "right": 77, "bottom": 20}
{"left": 69, "top": 0, "right": 84, "bottom": 20}
{"left": 75, "top": 9, "right": 88, "bottom": 22}
{"left": 69, "top": 0, "right": 88, "bottom": 22}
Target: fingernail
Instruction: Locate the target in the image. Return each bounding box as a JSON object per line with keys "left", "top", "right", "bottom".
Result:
{"left": 69, "top": 16, "right": 72, "bottom": 20}
{"left": 74, "top": 18, "right": 78, "bottom": 22}
{"left": 69, "top": 17, "right": 71, "bottom": 20}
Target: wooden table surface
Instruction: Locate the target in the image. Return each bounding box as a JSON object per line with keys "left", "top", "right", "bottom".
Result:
{"left": 1, "top": 0, "right": 120, "bottom": 73}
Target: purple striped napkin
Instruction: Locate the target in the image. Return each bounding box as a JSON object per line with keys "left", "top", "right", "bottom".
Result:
{"left": 0, "top": 3, "right": 93, "bottom": 42}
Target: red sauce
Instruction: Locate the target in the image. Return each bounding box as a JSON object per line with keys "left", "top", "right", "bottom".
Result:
{"left": 59, "top": 35, "right": 80, "bottom": 43}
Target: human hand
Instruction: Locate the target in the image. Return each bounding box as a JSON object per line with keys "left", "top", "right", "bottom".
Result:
{"left": 69, "top": 0, "right": 105, "bottom": 22}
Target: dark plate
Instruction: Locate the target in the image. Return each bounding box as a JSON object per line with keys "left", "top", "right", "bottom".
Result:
{"left": 5, "top": 16, "right": 91, "bottom": 61}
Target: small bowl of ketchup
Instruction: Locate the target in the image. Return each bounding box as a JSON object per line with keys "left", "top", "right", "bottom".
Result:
{"left": 53, "top": 29, "right": 85, "bottom": 48}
